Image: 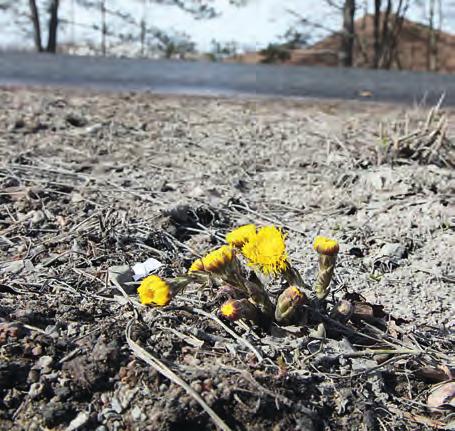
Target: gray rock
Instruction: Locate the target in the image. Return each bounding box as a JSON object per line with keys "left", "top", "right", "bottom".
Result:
{"left": 380, "top": 243, "right": 407, "bottom": 259}
{"left": 131, "top": 406, "right": 142, "bottom": 421}
{"left": 108, "top": 265, "right": 136, "bottom": 294}
{"left": 28, "top": 382, "right": 45, "bottom": 399}
{"left": 65, "top": 411, "right": 90, "bottom": 431}
{"left": 111, "top": 397, "right": 123, "bottom": 414}
{"left": 1, "top": 260, "right": 26, "bottom": 274}
{"left": 34, "top": 355, "right": 54, "bottom": 373}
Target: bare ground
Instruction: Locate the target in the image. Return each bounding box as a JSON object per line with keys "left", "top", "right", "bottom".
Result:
{"left": 0, "top": 88, "right": 454, "bottom": 430}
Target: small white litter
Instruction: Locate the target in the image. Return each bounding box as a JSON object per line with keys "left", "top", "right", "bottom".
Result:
{"left": 132, "top": 257, "right": 163, "bottom": 281}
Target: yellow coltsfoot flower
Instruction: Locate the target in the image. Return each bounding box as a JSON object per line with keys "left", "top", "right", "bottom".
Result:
{"left": 138, "top": 275, "right": 189, "bottom": 306}
{"left": 242, "top": 225, "right": 288, "bottom": 276}
{"left": 138, "top": 275, "right": 172, "bottom": 306}
{"left": 313, "top": 236, "right": 340, "bottom": 256}
{"left": 219, "top": 298, "right": 259, "bottom": 322}
{"left": 189, "top": 245, "right": 234, "bottom": 274}
{"left": 226, "top": 224, "right": 257, "bottom": 248}
{"left": 313, "top": 236, "right": 339, "bottom": 300}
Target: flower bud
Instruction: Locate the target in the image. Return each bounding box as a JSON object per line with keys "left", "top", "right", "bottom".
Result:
{"left": 189, "top": 245, "right": 234, "bottom": 274}
{"left": 313, "top": 236, "right": 339, "bottom": 300}
{"left": 330, "top": 300, "right": 353, "bottom": 323}
{"left": 275, "top": 286, "right": 307, "bottom": 325}
{"left": 219, "top": 299, "right": 259, "bottom": 322}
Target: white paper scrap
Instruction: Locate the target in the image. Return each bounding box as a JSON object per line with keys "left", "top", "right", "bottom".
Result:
{"left": 132, "top": 258, "right": 163, "bottom": 281}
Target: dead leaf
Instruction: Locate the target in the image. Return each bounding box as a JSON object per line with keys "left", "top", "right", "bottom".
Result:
{"left": 427, "top": 381, "right": 455, "bottom": 409}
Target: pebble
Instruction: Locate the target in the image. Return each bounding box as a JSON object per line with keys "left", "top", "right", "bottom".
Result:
{"left": 28, "top": 382, "right": 44, "bottom": 399}
{"left": 131, "top": 405, "right": 142, "bottom": 421}
{"left": 34, "top": 355, "right": 54, "bottom": 373}
{"left": 380, "top": 242, "right": 407, "bottom": 259}
{"left": 32, "top": 345, "right": 43, "bottom": 356}
{"left": 27, "top": 369, "right": 40, "bottom": 384}
{"left": 55, "top": 386, "right": 71, "bottom": 400}
{"left": 111, "top": 397, "right": 123, "bottom": 414}
{"left": 65, "top": 411, "right": 89, "bottom": 431}
{"left": 1, "top": 260, "right": 25, "bottom": 274}
{"left": 190, "top": 381, "right": 202, "bottom": 393}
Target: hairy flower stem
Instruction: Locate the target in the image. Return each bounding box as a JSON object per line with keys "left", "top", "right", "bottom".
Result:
{"left": 243, "top": 280, "right": 275, "bottom": 321}
{"left": 283, "top": 265, "right": 307, "bottom": 289}
{"left": 314, "top": 254, "right": 337, "bottom": 300}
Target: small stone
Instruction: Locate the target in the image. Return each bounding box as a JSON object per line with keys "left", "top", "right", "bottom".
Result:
{"left": 65, "top": 113, "right": 87, "bottom": 128}
{"left": 131, "top": 405, "right": 142, "bottom": 421}
{"left": 43, "top": 402, "right": 74, "bottom": 427}
{"left": 190, "top": 381, "right": 202, "bottom": 393}
{"left": 111, "top": 397, "right": 123, "bottom": 414}
{"left": 65, "top": 411, "right": 89, "bottom": 431}
{"left": 35, "top": 355, "right": 53, "bottom": 373}
{"left": 27, "top": 369, "right": 40, "bottom": 384}
{"left": 1, "top": 260, "right": 25, "bottom": 274}
{"left": 29, "top": 382, "right": 45, "bottom": 399}
{"left": 380, "top": 243, "right": 407, "bottom": 259}
{"left": 30, "top": 210, "right": 45, "bottom": 226}
{"left": 55, "top": 386, "right": 71, "bottom": 401}
{"left": 32, "top": 345, "right": 43, "bottom": 356}
{"left": 71, "top": 193, "right": 84, "bottom": 203}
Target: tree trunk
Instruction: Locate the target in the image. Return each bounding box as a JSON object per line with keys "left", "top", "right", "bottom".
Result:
{"left": 428, "top": 0, "right": 437, "bottom": 71}
{"left": 29, "top": 0, "right": 43, "bottom": 52}
{"left": 101, "top": 0, "right": 107, "bottom": 56}
{"left": 383, "top": 0, "right": 407, "bottom": 69}
{"left": 380, "top": 0, "right": 392, "bottom": 68}
{"left": 341, "top": 0, "right": 356, "bottom": 67}
{"left": 140, "top": 0, "right": 146, "bottom": 57}
{"left": 46, "top": 0, "right": 60, "bottom": 53}
{"left": 373, "top": 0, "right": 381, "bottom": 68}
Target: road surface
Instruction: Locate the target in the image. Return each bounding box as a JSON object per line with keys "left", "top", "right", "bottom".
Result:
{"left": 0, "top": 51, "right": 454, "bottom": 105}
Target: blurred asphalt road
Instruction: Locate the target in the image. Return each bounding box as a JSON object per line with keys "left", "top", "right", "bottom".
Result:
{"left": 0, "top": 52, "right": 454, "bottom": 105}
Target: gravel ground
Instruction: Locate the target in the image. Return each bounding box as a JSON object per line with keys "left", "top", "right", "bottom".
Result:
{"left": 0, "top": 87, "right": 454, "bottom": 430}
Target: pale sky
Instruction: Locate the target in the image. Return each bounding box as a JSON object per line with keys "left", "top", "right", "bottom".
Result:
{"left": 1, "top": 0, "right": 454, "bottom": 53}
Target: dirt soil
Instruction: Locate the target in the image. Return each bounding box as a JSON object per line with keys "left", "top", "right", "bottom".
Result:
{"left": 0, "top": 88, "right": 454, "bottom": 431}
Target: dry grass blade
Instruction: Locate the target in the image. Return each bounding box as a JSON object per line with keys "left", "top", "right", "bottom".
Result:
{"left": 125, "top": 319, "right": 233, "bottom": 431}
{"left": 188, "top": 306, "right": 264, "bottom": 363}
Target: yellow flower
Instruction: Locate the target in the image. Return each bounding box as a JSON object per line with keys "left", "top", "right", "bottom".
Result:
{"left": 219, "top": 298, "right": 258, "bottom": 322}
{"left": 189, "top": 258, "right": 204, "bottom": 273}
{"left": 242, "top": 225, "right": 288, "bottom": 276}
{"left": 226, "top": 224, "right": 257, "bottom": 248}
{"left": 189, "top": 245, "right": 234, "bottom": 273}
{"left": 220, "top": 299, "right": 236, "bottom": 319}
{"left": 137, "top": 275, "right": 171, "bottom": 306}
{"left": 313, "top": 236, "right": 339, "bottom": 256}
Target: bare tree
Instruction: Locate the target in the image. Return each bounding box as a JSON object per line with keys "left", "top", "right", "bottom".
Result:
{"left": 26, "top": 0, "right": 61, "bottom": 53}
{"left": 372, "top": 0, "right": 409, "bottom": 69}
{"left": 29, "top": 0, "right": 43, "bottom": 52}
{"left": 101, "top": 0, "right": 106, "bottom": 55}
{"left": 341, "top": 0, "right": 356, "bottom": 66}
{"left": 373, "top": 0, "right": 382, "bottom": 67}
{"left": 47, "top": 0, "right": 60, "bottom": 53}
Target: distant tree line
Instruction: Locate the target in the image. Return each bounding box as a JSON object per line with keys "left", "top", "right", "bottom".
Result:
{"left": 281, "top": 0, "right": 448, "bottom": 71}
{"left": 0, "top": 0, "right": 223, "bottom": 57}
{"left": 0, "top": 0, "right": 451, "bottom": 70}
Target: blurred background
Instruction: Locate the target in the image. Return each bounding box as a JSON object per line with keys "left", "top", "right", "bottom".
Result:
{"left": 0, "top": 0, "right": 454, "bottom": 73}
